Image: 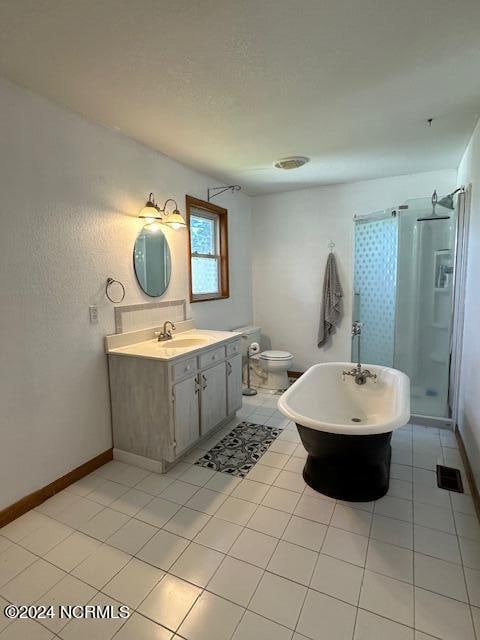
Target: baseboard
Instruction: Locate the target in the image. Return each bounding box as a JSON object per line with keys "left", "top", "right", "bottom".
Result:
{"left": 288, "top": 370, "right": 303, "bottom": 379}
{"left": 113, "top": 448, "right": 164, "bottom": 474}
{"left": 455, "top": 425, "right": 480, "bottom": 522}
{"left": 0, "top": 448, "right": 113, "bottom": 529}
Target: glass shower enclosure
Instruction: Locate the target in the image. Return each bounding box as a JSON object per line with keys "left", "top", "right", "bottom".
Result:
{"left": 353, "top": 194, "right": 457, "bottom": 420}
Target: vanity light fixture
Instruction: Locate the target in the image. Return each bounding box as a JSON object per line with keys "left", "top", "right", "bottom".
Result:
{"left": 138, "top": 194, "right": 186, "bottom": 230}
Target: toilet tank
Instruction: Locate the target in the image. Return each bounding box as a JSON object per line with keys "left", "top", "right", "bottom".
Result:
{"left": 232, "top": 325, "right": 262, "bottom": 357}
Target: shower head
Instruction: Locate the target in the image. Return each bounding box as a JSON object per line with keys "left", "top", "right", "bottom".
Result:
{"left": 417, "top": 190, "right": 451, "bottom": 222}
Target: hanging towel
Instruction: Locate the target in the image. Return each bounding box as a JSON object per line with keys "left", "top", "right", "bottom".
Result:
{"left": 318, "top": 253, "right": 343, "bottom": 347}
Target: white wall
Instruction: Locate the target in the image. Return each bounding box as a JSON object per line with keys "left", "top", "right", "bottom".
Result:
{"left": 251, "top": 169, "right": 456, "bottom": 371}
{"left": 457, "top": 119, "right": 480, "bottom": 490}
{"left": 0, "top": 78, "right": 252, "bottom": 510}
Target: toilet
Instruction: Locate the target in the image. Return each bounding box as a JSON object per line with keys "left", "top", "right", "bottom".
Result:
{"left": 234, "top": 325, "right": 294, "bottom": 392}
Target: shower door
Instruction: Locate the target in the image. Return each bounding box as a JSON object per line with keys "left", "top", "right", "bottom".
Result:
{"left": 353, "top": 196, "right": 457, "bottom": 419}
{"left": 394, "top": 197, "right": 456, "bottom": 418}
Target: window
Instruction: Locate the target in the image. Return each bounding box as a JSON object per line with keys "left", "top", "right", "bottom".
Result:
{"left": 186, "top": 195, "right": 229, "bottom": 302}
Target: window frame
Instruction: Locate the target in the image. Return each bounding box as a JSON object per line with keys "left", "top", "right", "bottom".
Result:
{"left": 186, "top": 195, "right": 230, "bottom": 303}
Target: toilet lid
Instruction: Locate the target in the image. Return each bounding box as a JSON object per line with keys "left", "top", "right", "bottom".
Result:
{"left": 259, "top": 350, "right": 292, "bottom": 360}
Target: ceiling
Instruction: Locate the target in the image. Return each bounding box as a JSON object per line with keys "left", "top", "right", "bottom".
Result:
{"left": 1, "top": 0, "right": 479, "bottom": 194}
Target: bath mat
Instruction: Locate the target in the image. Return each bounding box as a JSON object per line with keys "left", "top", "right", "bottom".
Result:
{"left": 195, "top": 422, "right": 283, "bottom": 477}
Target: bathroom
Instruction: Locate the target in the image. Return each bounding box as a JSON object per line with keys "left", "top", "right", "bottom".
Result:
{"left": 1, "top": 2, "right": 480, "bottom": 639}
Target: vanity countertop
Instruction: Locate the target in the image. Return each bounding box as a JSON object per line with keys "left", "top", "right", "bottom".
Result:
{"left": 106, "top": 327, "right": 240, "bottom": 362}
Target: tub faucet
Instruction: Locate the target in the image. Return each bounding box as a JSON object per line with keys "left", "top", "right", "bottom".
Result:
{"left": 156, "top": 320, "right": 176, "bottom": 342}
{"left": 343, "top": 322, "right": 377, "bottom": 385}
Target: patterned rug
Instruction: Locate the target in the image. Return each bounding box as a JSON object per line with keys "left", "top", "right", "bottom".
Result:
{"left": 195, "top": 421, "right": 283, "bottom": 477}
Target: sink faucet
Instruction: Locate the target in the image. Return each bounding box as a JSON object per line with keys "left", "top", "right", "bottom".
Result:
{"left": 343, "top": 322, "right": 377, "bottom": 385}
{"left": 156, "top": 320, "right": 176, "bottom": 342}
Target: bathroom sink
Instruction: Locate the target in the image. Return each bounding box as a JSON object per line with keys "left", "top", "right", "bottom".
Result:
{"left": 278, "top": 362, "right": 410, "bottom": 435}
{"left": 166, "top": 337, "right": 210, "bottom": 348}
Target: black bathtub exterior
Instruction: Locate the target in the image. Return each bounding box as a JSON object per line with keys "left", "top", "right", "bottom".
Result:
{"left": 297, "top": 424, "right": 392, "bottom": 501}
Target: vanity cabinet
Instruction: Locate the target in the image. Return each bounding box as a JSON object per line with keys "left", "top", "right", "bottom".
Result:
{"left": 108, "top": 335, "right": 242, "bottom": 471}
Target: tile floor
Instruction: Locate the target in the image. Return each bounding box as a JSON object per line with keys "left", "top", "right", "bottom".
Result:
{"left": 0, "top": 391, "right": 479, "bottom": 639}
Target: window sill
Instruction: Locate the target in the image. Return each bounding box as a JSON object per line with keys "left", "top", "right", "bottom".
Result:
{"left": 190, "top": 294, "right": 230, "bottom": 303}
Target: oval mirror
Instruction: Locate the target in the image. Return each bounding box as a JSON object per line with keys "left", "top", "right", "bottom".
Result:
{"left": 133, "top": 225, "right": 172, "bottom": 297}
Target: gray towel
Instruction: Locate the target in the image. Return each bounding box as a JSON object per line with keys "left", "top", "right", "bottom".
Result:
{"left": 318, "top": 253, "right": 343, "bottom": 347}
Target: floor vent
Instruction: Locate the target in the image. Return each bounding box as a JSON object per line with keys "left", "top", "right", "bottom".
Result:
{"left": 436, "top": 465, "right": 464, "bottom": 493}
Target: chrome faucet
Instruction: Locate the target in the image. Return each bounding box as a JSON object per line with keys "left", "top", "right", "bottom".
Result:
{"left": 342, "top": 321, "right": 377, "bottom": 385}
{"left": 156, "top": 320, "right": 176, "bottom": 342}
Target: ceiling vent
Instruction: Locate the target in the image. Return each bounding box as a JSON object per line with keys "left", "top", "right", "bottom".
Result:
{"left": 274, "top": 156, "right": 310, "bottom": 170}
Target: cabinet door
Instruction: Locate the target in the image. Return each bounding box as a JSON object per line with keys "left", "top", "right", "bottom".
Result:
{"left": 173, "top": 375, "right": 200, "bottom": 456}
{"left": 227, "top": 354, "right": 243, "bottom": 414}
{"left": 200, "top": 362, "right": 227, "bottom": 436}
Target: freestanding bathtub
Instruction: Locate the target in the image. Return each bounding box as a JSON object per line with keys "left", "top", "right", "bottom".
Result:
{"left": 278, "top": 362, "right": 410, "bottom": 501}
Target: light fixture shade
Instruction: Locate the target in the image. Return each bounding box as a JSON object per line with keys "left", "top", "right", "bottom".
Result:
{"left": 139, "top": 193, "right": 161, "bottom": 220}
{"left": 164, "top": 209, "right": 186, "bottom": 229}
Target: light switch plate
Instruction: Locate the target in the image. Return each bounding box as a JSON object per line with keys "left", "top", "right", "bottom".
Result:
{"left": 89, "top": 305, "right": 98, "bottom": 324}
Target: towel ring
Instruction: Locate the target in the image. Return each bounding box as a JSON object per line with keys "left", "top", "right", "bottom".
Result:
{"left": 105, "top": 277, "right": 125, "bottom": 304}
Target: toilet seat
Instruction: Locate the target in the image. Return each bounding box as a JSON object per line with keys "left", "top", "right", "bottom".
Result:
{"left": 259, "top": 350, "right": 292, "bottom": 361}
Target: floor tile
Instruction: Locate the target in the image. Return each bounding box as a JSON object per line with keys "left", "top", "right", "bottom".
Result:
{"left": 170, "top": 542, "right": 224, "bottom": 587}
{"left": 273, "top": 470, "right": 306, "bottom": 493}
{"left": 20, "top": 518, "right": 73, "bottom": 555}
{"left": 249, "top": 571, "right": 307, "bottom": 629}
{"left": 36, "top": 574, "right": 96, "bottom": 633}
{"left": 1, "top": 558, "right": 65, "bottom": 603}
{"left": 414, "top": 525, "right": 461, "bottom": 563}
{"left": 374, "top": 496, "right": 413, "bottom": 523}
{"left": 204, "top": 473, "right": 242, "bottom": 495}
{"left": 284, "top": 457, "right": 306, "bottom": 474}
{"left": 214, "top": 497, "right": 257, "bottom": 526}
{"left": 162, "top": 507, "right": 210, "bottom": 539}
{"left": 135, "top": 473, "right": 175, "bottom": 496}
{"left": 177, "top": 591, "right": 244, "bottom": 640}
{"left": 459, "top": 536, "right": 480, "bottom": 570}
{"left": 294, "top": 495, "right": 335, "bottom": 525}
{"left": 79, "top": 508, "right": 129, "bottom": 542}
{"left": 137, "top": 530, "right": 189, "bottom": 570}
{"left": 330, "top": 504, "right": 372, "bottom": 536}
{"left": 450, "top": 492, "right": 476, "bottom": 516}
{"left": 138, "top": 574, "right": 201, "bottom": 631}
{"left": 258, "top": 451, "right": 289, "bottom": 469}
{"left": 194, "top": 518, "right": 243, "bottom": 553}
{"left": 282, "top": 516, "right": 327, "bottom": 552}
{"left": 53, "top": 496, "right": 105, "bottom": 529}
{"left": 414, "top": 586, "right": 475, "bottom": 640}
{"left": 0, "top": 619, "right": 56, "bottom": 639}
{"left": 59, "top": 593, "right": 127, "bottom": 639}
{"left": 413, "top": 483, "right": 451, "bottom": 509}
{"left": 232, "top": 610, "right": 292, "bottom": 640}
{"left": 359, "top": 570, "right": 414, "bottom": 626}
{"left": 107, "top": 517, "right": 158, "bottom": 554}
{"left": 371, "top": 515, "right": 413, "bottom": 550}
{"left": 310, "top": 553, "right": 363, "bottom": 605}
{"left": 354, "top": 609, "right": 413, "bottom": 640}
{"left": 388, "top": 479, "right": 413, "bottom": 501}
{"left": 71, "top": 543, "right": 130, "bottom": 589}
{"left": 415, "top": 552, "right": 468, "bottom": 601}
{"left": 322, "top": 527, "right": 368, "bottom": 567}
{"left": 86, "top": 478, "right": 129, "bottom": 506}
{"left": 454, "top": 512, "right": 480, "bottom": 541}
{"left": 268, "top": 439, "right": 297, "bottom": 455}
{"left": 229, "top": 528, "right": 277, "bottom": 568}
{"left": 43, "top": 531, "right": 100, "bottom": 571}
{"left": 102, "top": 557, "right": 164, "bottom": 609}
{"left": 247, "top": 505, "right": 290, "bottom": 538}
{"left": 207, "top": 556, "right": 263, "bottom": 606}
{"left": 0, "top": 511, "right": 50, "bottom": 543}
{"left": 465, "top": 566, "right": 480, "bottom": 606}
{"left": 262, "top": 486, "right": 300, "bottom": 513}
{"left": 413, "top": 502, "right": 455, "bottom": 534}
{"left": 231, "top": 480, "right": 270, "bottom": 504}
{"left": 0, "top": 544, "right": 36, "bottom": 587}
{"left": 135, "top": 498, "right": 180, "bottom": 528}
{"left": 296, "top": 588, "right": 356, "bottom": 640}
{"left": 390, "top": 464, "right": 413, "bottom": 483}
{"left": 267, "top": 540, "right": 317, "bottom": 585}
{"left": 245, "top": 464, "right": 281, "bottom": 485}
{"left": 185, "top": 488, "right": 227, "bottom": 515}
{"left": 160, "top": 481, "right": 200, "bottom": 505}
{"left": 110, "top": 488, "right": 153, "bottom": 516}
{"left": 366, "top": 539, "right": 413, "bottom": 583}
{"left": 98, "top": 461, "right": 151, "bottom": 487}
{"left": 178, "top": 466, "right": 216, "bottom": 487}
{"left": 113, "top": 612, "right": 173, "bottom": 640}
